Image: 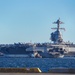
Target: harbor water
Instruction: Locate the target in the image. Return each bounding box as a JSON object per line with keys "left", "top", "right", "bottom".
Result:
{"left": 0, "top": 55, "right": 75, "bottom": 72}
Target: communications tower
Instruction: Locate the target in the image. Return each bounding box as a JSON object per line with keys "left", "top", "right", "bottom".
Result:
{"left": 51, "top": 19, "right": 65, "bottom": 44}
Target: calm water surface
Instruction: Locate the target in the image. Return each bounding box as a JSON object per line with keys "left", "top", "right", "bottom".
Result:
{"left": 0, "top": 56, "right": 75, "bottom": 72}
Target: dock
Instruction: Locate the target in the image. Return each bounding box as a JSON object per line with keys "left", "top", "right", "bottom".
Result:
{"left": 0, "top": 68, "right": 74, "bottom": 74}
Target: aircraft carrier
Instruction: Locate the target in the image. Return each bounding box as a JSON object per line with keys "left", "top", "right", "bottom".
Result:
{"left": 0, "top": 19, "right": 75, "bottom": 58}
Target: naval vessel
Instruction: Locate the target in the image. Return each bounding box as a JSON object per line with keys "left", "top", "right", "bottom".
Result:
{"left": 0, "top": 19, "right": 75, "bottom": 58}
{"left": 25, "top": 18, "right": 75, "bottom": 58}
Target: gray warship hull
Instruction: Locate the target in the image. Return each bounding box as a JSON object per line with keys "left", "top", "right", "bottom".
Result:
{"left": 0, "top": 19, "right": 75, "bottom": 58}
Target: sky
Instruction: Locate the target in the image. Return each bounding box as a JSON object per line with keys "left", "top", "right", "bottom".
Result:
{"left": 0, "top": 0, "right": 75, "bottom": 44}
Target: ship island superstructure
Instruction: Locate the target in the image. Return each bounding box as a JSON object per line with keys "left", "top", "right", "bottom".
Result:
{"left": 50, "top": 18, "right": 65, "bottom": 44}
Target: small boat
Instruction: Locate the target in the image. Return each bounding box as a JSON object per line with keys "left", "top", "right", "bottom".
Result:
{"left": 31, "top": 51, "right": 42, "bottom": 58}
{"left": 0, "top": 52, "right": 4, "bottom": 56}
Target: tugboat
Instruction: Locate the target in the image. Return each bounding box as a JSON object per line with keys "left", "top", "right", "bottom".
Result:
{"left": 0, "top": 52, "right": 4, "bottom": 56}
{"left": 31, "top": 51, "right": 42, "bottom": 58}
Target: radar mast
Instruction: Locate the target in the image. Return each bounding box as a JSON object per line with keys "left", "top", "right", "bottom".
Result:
{"left": 51, "top": 18, "right": 65, "bottom": 44}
